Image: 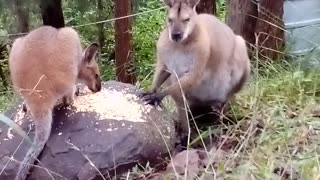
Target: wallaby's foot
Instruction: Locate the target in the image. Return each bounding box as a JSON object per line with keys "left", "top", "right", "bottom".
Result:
{"left": 175, "top": 125, "right": 189, "bottom": 152}
{"left": 210, "top": 100, "right": 229, "bottom": 122}
{"left": 209, "top": 100, "right": 225, "bottom": 116}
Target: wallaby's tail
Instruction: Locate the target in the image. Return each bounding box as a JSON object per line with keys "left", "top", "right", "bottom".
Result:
{"left": 15, "top": 110, "right": 53, "bottom": 180}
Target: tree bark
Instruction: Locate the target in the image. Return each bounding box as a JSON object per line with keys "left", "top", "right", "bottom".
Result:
{"left": 226, "top": 0, "right": 258, "bottom": 48}
{"left": 0, "top": 44, "right": 8, "bottom": 90}
{"left": 114, "top": 0, "right": 136, "bottom": 84}
{"left": 40, "top": 0, "right": 65, "bottom": 28}
{"left": 196, "top": 0, "right": 216, "bottom": 15}
{"left": 13, "top": 0, "right": 29, "bottom": 33}
{"left": 255, "top": 0, "right": 285, "bottom": 61}
{"left": 97, "top": 0, "right": 105, "bottom": 52}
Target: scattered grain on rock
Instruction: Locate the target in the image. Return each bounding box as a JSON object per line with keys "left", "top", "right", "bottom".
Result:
{"left": 6, "top": 128, "right": 14, "bottom": 140}
{"left": 72, "top": 87, "right": 153, "bottom": 122}
{"left": 13, "top": 109, "right": 26, "bottom": 125}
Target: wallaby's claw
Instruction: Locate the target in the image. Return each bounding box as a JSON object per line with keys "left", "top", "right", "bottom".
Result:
{"left": 62, "top": 95, "right": 74, "bottom": 107}
{"left": 138, "top": 91, "right": 152, "bottom": 98}
{"left": 75, "top": 86, "right": 80, "bottom": 96}
{"left": 139, "top": 91, "right": 164, "bottom": 108}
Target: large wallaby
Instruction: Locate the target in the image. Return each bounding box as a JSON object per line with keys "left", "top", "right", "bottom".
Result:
{"left": 139, "top": 0, "right": 251, "bottom": 134}
{"left": 9, "top": 25, "right": 102, "bottom": 180}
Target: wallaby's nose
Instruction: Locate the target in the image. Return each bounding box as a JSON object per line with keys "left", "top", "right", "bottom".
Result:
{"left": 96, "top": 82, "right": 102, "bottom": 92}
{"left": 171, "top": 32, "right": 183, "bottom": 42}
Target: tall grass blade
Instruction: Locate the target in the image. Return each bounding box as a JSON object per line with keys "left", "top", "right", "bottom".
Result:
{"left": 0, "top": 113, "right": 32, "bottom": 143}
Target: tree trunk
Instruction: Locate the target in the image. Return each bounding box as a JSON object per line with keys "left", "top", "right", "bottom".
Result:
{"left": 40, "top": 0, "right": 65, "bottom": 28}
{"left": 13, "top": 0, "right": 29, "bottom": 33}
{"left": 255, "top": 0, "right": 285, "bottom": 61}
{"left": 114, "top": 0, "right": 136, "bottom": 84}
{"left": 97, "top": 0, "right": 105, "bottom": 52}
{"left": 196, "top": 0, "right": 216, "bottom": 15}
{"left": 226, "top": 0, "right": 258, "bottom": 48}
{"left": 0, "top": 44, "right": 8, "bottom": 90}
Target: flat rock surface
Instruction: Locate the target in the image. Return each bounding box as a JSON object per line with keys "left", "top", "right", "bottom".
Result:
{"left": 0, "top": 81, "right": 175, "bottom": 180}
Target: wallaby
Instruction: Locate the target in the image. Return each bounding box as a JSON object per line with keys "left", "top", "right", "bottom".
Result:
{"left": 139, "top": 0, "right": 251, "bottom": 134}
{"left": 9, "top": 25, "right": 102, "bottom": 180}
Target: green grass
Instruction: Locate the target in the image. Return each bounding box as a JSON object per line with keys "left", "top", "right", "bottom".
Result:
{"left": 218, "top": 60, "right": 320, "bottom": 179}
{"left": 116, "top": 57, "right": 320, "bottom": 179}
{"left": 0, "top": 89, "right": 18, "bottom": 112}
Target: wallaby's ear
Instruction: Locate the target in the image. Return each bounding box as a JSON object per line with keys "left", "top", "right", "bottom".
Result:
{"left": 187, "top": 0, "right": 200, "bottom": 8}
{"left": 83, "top": 42, "right": 99, "bottom": 63}
{"left": 162, "top": 0, "right": 173, "bottom": 7}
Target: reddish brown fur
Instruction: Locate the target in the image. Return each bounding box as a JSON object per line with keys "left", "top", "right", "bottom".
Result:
{"left": 9, "top": 25, "right": 101, "bottom": 180}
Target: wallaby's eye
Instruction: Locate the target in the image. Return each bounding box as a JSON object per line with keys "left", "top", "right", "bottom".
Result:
{"left": 95, "top": 74, "right": 98, "bottom": 79}
{"left": 184, "top": 18, "right": 190, "bottom": 23}
{"left": 168, "top": 18, "right": 172, "bottom": 23}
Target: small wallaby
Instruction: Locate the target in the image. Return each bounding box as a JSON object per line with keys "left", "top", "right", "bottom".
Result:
{"left": 9, "top": 25, "right": 102, "bottom": 180}
{"left": 139, "top": 0, "right": 251, "bottom": 134}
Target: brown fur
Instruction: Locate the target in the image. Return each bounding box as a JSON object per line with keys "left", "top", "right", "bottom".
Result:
{"left": 140, "top": 0, "right": 251, "bottom": 134}
{"left": 9, "top": 25, "right": 101, "bottom": 180}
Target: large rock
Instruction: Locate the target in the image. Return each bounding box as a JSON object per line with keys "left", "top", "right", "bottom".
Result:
{"left": 0, "top": 81, "right": 175, "bottom": 180}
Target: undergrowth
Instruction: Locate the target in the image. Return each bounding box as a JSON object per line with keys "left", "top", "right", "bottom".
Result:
{"left": 118, "top": 57, "right": 320, "bottom": 179}
{"left": 223, "top": 59, "right": 320, "bottom": 179}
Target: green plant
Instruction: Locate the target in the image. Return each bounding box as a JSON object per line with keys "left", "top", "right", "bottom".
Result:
{"left": 132, "top": 1, "right": 165, "bottom": 87}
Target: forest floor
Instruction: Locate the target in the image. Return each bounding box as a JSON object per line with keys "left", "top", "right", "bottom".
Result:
{"left": 117, "top": 59, "right": 320, "bottom": 180}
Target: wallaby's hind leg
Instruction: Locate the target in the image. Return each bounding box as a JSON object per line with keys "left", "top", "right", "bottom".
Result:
{"left": 177, "top": 105, "right": 189, "bottom": 135}
{"left": 174, "top": 103, "right": 192, "bottom": 151}
{"left": 171, "top": 95, "right": 191, "bottom": 135}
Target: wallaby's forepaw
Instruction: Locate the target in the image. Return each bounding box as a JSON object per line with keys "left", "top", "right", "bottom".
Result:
{"left": 74, "top": 86, "right": 80, "bottom": 96}
{"left": 62, "top": 86, "right": 78, "bottom": 107}
{"left": 62, "top": 95, "right": 74, "bottom": 107}
{"left": 138, "top": 91, "right": 163, "bottom": 108}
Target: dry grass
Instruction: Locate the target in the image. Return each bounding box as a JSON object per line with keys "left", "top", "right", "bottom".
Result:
{"left": 119, "top": 56, "right": 320, "bottom": 180}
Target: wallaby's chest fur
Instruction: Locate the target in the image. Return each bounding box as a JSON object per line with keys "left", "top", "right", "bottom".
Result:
{"left": 162, "top": 47, "right": 194, "bottom": 79}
